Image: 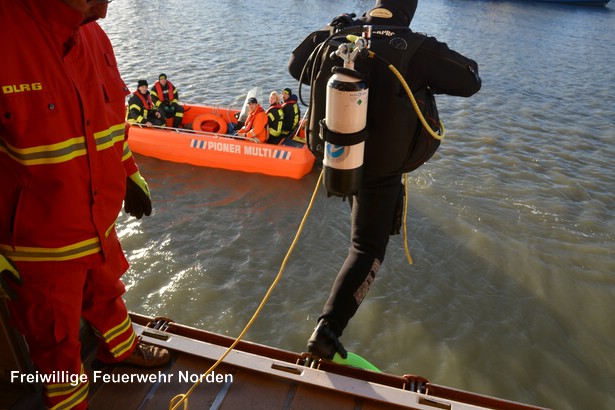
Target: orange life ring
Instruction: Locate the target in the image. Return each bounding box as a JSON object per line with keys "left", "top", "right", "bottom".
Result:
{"left": 192, "top": 113, "right": 228, "bottom": 134}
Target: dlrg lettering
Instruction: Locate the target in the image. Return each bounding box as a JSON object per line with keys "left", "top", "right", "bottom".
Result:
{"left": 2, "top": 83, "right": 43, "bottom": 94}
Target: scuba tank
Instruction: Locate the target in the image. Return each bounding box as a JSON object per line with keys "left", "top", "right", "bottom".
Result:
{"left": 320, "top": 35, "right": 370, "bottom": 197}
{"left": 299, "top": 24, "right": 438, "bottom": 184}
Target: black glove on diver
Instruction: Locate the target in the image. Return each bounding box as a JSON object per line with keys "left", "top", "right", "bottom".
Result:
{"left": 329, "top": 13, "right": 356, "bottom": 29}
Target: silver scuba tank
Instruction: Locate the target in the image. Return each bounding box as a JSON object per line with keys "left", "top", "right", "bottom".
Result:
{"left": 322, "top": 67, "right": 368, "bottom": 197}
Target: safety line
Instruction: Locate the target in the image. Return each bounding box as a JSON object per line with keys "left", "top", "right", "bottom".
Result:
{"left": 384, "top": 62, "right": 446, "bottom": 141}
{"left": 402, "top": 174, "right": 414, "bottom": 266}
{"left": 169, "top": 170, "right": 324, "bottom": 410}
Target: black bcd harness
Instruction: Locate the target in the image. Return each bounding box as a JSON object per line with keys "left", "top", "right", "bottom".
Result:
{"left": 289, "top": 22, "right": 442, "bottom": 177}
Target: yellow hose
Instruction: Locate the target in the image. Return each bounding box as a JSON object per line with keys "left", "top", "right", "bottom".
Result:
{"left": 372, "top": 50, "right": 446, "bottom": 141}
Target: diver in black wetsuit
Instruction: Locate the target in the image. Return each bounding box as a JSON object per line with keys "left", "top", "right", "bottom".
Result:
{"left": 288, "top": 0, "right": 482, "bottom": 359}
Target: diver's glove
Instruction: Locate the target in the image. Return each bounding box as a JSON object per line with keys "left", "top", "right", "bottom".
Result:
{"left": 124, "top": 171, "right": 152, "bottom": 219}
{"left": 0, "top": 254, "right": 22, "bottom": 300}
{"left": 330, "top": 13, "right": 356, "bottom": 29}
{"left": 307, "top": 319, "right": 348, "bottom": 360}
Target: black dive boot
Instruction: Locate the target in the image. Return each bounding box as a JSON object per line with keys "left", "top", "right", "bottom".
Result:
{"left": 307, "top": 319, "right": 348, "bottom": 359}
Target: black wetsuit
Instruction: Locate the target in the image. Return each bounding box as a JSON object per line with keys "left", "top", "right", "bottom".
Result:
{"left": 289, "top": 18, "right": 482, "bottom": 340}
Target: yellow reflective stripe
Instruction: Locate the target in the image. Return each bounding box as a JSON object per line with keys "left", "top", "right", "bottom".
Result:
{"left": 91, "top": 315, "right": 137, "bottom": 358}
{"left": 0, "top": 237, "right": 100, "bottom": 262}
{"left": 127, "top": 115, "right": 144, "bottom": 124}
{"left": 49, "top": 383, "right": 88, "bottom": 410}
{"left": 111, "top": 330, "right": 137, "bottom": 358}
{"left": 0, "top": 123, "right": 125, "bottom": 166}
{"left": 91, "top": 316, "right": 136, "bottom": 357}
{"left": 105, "top": 223, "right": 116, "bottom": 238}
{"left": 94, "top": 123, "right": 125, "bottom": 151}
{"left": 44, "top": 365, "right": 86, "bottom": 398}
{"left": 46, "top": 383, "right": 80, "bottom": 398}
{"left": 98, "top": 315, "right": 132, "bottom": 344}
{"left": 0, "top": 136, "right": 86, "bottom": 165}
{"left": 268, "top": 111, "right": 283, "bottom": 136}
{"left": 122, "top": 140, "right": 133, "bottom": 161}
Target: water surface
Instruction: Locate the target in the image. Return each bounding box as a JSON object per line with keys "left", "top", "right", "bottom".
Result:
{"left": 102, "top": 1, "right": 615, "bottom": 408}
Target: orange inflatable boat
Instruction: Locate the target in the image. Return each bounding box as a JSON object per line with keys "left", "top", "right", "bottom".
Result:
{"left": 127, "top": 103, "right": 316, "bottom": 179}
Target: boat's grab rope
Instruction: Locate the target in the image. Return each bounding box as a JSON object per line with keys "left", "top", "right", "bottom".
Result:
{"left": 130, "top": 123, "right": 260, "bottom": 143}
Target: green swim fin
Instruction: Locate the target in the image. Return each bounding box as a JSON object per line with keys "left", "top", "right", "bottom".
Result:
{"left": 332, "top": 351, "right": 381, "bottom": 372}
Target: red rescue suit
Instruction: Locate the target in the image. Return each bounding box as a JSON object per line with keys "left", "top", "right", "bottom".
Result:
{"left": 1, "top": 1, "right": 140, "bottom": 408}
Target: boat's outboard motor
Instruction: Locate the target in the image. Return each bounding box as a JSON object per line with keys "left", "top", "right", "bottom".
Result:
{"left": 320, "top": 32, "right": 370, "bottom": 197}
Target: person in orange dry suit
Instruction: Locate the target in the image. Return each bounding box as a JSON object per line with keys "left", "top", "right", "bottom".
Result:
{"left": 237, "top": 97, "right": 269, "bottom": 143}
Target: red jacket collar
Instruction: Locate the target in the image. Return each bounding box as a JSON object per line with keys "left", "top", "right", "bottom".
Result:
{"left": 19, "top": 0, "right": 85, "bottom": 55}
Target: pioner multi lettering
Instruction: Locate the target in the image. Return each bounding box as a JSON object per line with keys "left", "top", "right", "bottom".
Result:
{"left": 192, "top": 139, "right": 292, "bottom": 160}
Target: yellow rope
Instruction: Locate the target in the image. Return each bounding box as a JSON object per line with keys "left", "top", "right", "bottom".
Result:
{"left": 380, "top": 60, "right": 446, "bottom": 141}
{"left": 402, "top": 173, "right": 413, "bottom": 265}
{"left": 384, "top": 61, "right": 448, "bottom": 267}
{"left": 346, "top": 36, "right": 445, "bottom": 141}
{"left": 169, "top": 170, "right": 324, "bottom": 410}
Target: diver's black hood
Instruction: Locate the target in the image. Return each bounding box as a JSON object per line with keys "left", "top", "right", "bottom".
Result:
{"left": 357, "top": 0, "right": 417, "bottom": 27}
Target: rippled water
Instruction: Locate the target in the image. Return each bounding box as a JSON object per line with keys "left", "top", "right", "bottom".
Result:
{"left": 102, "top": 1, "right": 615, "bottom": 409}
